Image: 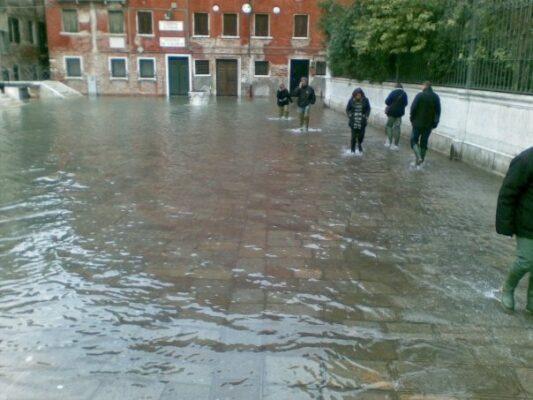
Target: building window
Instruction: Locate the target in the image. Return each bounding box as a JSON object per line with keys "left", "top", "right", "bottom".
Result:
{"left": 138, "top": 58, "right": 155, "bottom": 80}
{"left": 194, "top": 60, "right": 210, "bottom": 75}
{"left": 110, "top": 57, "right": 128, "bottom": 79}
{"left": 1, "top": 67, "right": 9, "bottom": 81}
{"left": 294, "top": 15, "right": 308, "bottom": 38}
{"left": 193, "top": 13, "right": 209, "bottom": 36}
{"left": 315, "top": 61, "right": 326, "bottom": 76}
{"left": 109, "top": 11, "right": 124, "bottom": 34}
{"left": 65, "top": 57, "right": 82, "bottom": 78}
{"left": 254, "top": 14, "right": 269, "bottom": 37}
{"left": 254, "top": 61, "right": 269, "bottom": 76}
{"left": 27, "top": 21, "right": 34, "bottom": 44}
{"left": 137, "top": 11, "right": 153, "bottom": 35}
{"left": 62, "top": 10, "right": 79, "bottom": 33}
{"left": 223, "top": 14, "right": 238, "bottom": 37}
{"left": 0, "top": 31, "right": 8, "bottom": 54}
{"left": 8, "top": 18, "right": 20, "bottom": 43}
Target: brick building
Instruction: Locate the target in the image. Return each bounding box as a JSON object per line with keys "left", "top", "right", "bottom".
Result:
{"left": 0, "top": 0, "right": 49, "bottom": 81}
{"left": 45, "top": 0, "right": 327, "bottom": 97}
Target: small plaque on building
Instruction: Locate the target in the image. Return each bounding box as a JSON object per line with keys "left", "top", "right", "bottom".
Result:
{"left": 109, "top": 37, "right": 125, "bottom": 48}
{"left": 160, "top": 37, "right": 185, "bottom": 47}
{"left": 159, "top": 21, "right": 183, "bottom": 31}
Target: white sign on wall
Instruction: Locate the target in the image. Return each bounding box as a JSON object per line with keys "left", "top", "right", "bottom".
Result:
{"left": 109, "top": 37, "right": 125, "bottom": 48}
{"left": 160, "top": 37, "right": 186, "bottom": 47}
{"left": 159, "top": 21, "right": 183, "bottom": 31}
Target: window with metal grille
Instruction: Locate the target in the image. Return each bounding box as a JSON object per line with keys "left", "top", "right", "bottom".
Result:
{"left": 62, "top": 10, "right": 78, "bottom": 33}
{"left": 315, "top": 61, "right": 326, "bottom": 76}
{"left": 223, "top": 14, "right": 237, "bottom": 36}
{"left": 65, "top": 57, "right": 82, "bottom": 77}
{"left": 109, "top": 11, "right": 124, "bottom": 34}
{"left": 27, "top": 21, "right": 34, "bottom": 44}
{"left": 254, "top": 14, "right": 269, "bottom": 37}
{"left": 195, "top": 60, "right": 210, "bottom": 75}
{"left": 254, "top": 61, "right": 269, "bottom": 76}
{"left": 137, "top": 11, "right": 152, "bottom": 35}
{"left": 110, "top": 58, "right": 127, "bottom": 78}
{"left": 8, "top": 18, "right": 20, "bottom": 42}
{"left": 138, "top": 58, "right": 155, "bottom": 79}
{"left": 294, "top": 15, "right": 308, "bottom": 38}
{"left": 194, "top": 13, "right": 209, "bottom": 36}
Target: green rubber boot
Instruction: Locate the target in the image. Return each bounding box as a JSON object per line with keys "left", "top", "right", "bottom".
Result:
{"left": 420, "top": 147, "right": 427, "bottom": 163}
{"left": 501, "top": 261, "right": 529, "bottom": 311}
{"left": 527, "top": 274, "right": 533, "bottom": 313}
{"left": 304, "top": 116, "right": 310, "bottom": 131}
{"left": 413, "top": 144, "right": 422, "bottom": 165}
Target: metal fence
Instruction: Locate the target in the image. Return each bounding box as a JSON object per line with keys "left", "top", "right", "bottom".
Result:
{"left": 393, "top": 0, "right": 533, "bottom": 94}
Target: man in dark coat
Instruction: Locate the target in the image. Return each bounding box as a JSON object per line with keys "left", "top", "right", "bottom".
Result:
{"left": 384, "top": 82, "right": 408, "bottom": 150}
{"left": 292, "top": 77, "right": 316, "bottom": 131}
{"left": 496, "top": 146, "right": 533, "bottom": 312}
{"left": 345, "top": 87, "right": 371, "bottom": 155}
{"left": 409, "top": 81, "right": 441, "bottom": 166}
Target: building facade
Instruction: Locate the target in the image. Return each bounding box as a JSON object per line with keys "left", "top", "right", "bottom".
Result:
{"left": 45, "top": 0, "right": 326, "bottom": 97}
{"left": 0, "top": 0, "right": 49, "bottom": 81}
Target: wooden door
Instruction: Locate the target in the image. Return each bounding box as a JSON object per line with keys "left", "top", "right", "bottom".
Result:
{"left": 216, "top": 59, "right": 238, "bottom": 96}
{"left": 168, "top": 57, "right": 189, "bottom": 96}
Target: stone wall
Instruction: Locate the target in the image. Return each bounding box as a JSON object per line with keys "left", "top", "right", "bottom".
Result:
{"left": 325, "top": 78, "right": 533, "bottom": 175}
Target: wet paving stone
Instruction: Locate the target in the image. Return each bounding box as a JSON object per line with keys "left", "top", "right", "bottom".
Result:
{"left": 1, "top": 97, "right": 532, "bottom": 399}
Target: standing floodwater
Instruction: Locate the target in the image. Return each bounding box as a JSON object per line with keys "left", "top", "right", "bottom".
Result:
{"left": 0, "top": 97, "right": 531, "bottom": 399}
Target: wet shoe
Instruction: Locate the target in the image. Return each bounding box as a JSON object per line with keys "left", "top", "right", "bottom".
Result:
{"left": 354, "top": 149, "right": 360, "bottom": 156}
{"left": 384, "top": 140, "right": 391, "bottom": 147}
{"left": 501, "top": 288, "right": 515, "bottom": 311}
{"left": 391, "top": 144, "right": 399, "bottom": 150}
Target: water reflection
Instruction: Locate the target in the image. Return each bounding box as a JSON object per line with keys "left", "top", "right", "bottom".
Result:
{"left": 0, "top": 97, "right": 527, "bottom": 399}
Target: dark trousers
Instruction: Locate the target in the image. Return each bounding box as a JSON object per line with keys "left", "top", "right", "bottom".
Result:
{"left": 350, "top": 128, "right": 366, "bottom": 152}
{"left": 410, "top": 127, "right": 432, "bottom": 151}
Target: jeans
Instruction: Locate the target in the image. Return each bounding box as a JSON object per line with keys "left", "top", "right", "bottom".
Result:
{"left": 410, "top": 126, "right": 432, "bottom": 150}
{"left": 386, "top": 116, "right": 402, "bottom": 145}
{"left": 297, "top": 105, "right": 311, "bottom": 117}
{"left": 350, "top": 128, "right": 366, "bottom": 152}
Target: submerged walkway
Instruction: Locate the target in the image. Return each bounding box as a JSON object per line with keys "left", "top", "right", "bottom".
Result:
{"left": 0, "top": 97, "right": 531, "bottom": 399}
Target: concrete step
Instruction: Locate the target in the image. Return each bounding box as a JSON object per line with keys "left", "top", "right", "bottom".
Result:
{"left": 39, "top": 80, "right": 83, "bottom": 98}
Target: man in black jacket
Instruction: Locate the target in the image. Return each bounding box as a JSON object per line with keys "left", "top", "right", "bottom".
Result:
{"left": 496, "top": 146, "right": 533, "bottom": 312}
{"left": 410, "top": 81, "right": 441, "bottom": 166}
{"left": 292, "top": 77, "right": 316, "bottom": 132}
{"left": 384, "top": 82, "right": 408, "bottom": 150}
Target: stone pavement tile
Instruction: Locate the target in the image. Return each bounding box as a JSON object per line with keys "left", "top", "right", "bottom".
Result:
{"left": 264, "top": 355, "right": 321, "bottom": 386}
{"left": 323, "top": 389, "right": 397, "bottom": 399}
{"left": 266, "top": 256, "right": 309, "bottom": 269}
{"left": 491, "top": 327, "right": 533, "bottom": 346}
{"left": 351, "top": 305, "right": 399, "bottom": 323}
{"left": 293, "top": 267, "right": 322, "bottom": 279}
{"left": 264, "top": 245, "right": 312, "bottom": 259}
{"left": 323, "top": 266, "right": 359, "bottom": 280}
{"left": 0, "top": 373, "right": 101, "bottom": 400}
{"left": 266, "top": 290, "right": 296, "bottom": 304}
{"left": 185, "top": 265, "right": 233, "bottom": 280}
{"left": 385, "top": 322, "right": 436, "bottom": 340}
{"left": 469, "top": 344, "right": 525, "bottom": 367}
{"left": 239, "top": 245, "right": 266, "bottom": 258}
{"left": 262, "top": 384, "right": 320, "bottom": 400}
{"left": 516, "top": 368, "right": 533, "bottom": 395}
{"left": 159, "top": 382, "right": 211, "bottom": 400}
{"left": 393, "top": 362, "right": 524, "bottom": 399}
{"left": 91, "top": 378, "right": 166, "bottom": 400}
{"left": 227, "top": 303, "right": 264, "bottom": 315}
{"left": 232, "top": 257, "right": 265, "bottom": 277}
{"left": 265, "top": 264, "right": 295, "bottom": 279}
{"left": 266, "top": 303, "right": 322, "bottom": 318}
{"left": 208, "top": 377, "right": 262, "bottom": 400}
{"left": 325, "top": 359, "right": 394, "bottom": 390}
{"left": 231, "top": 288, "right": 265, "bottom": 304}
{"left": 433, "top": 324, "right": 492, "bottom": 343}
{"left": 395, "top": 339, "right": 477, "bottom": 364}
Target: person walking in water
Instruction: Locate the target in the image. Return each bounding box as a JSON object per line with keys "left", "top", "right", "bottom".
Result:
{"left": 384, "top": 82, "right": 408, "bottom": 150}
{"left": 346, "top": 87, "right": 371, "bottom": 155}
{"left": 292, "top": 77, "right": 316, "bottom": 131}
{"left": 496, "top": 146, "right": 533, "bottom": 313}
{"left": 409, "top": 81, "right": 441, "bottom": 166}
{"left": 276, "top": 83, "right": 292, "bottom": 118}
